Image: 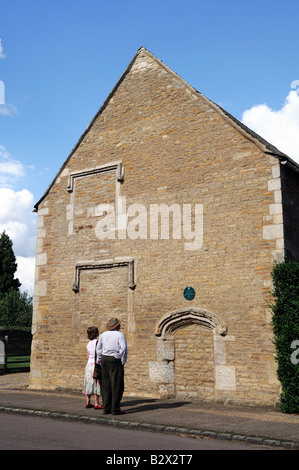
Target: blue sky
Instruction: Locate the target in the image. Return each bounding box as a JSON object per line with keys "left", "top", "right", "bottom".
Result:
{"left": 1, "top": 0, "right": 299, "bottom": 292}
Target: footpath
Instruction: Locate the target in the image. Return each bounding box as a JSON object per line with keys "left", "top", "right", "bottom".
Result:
{"left": 0, "top": 372, "right": 298, "bottom": 449}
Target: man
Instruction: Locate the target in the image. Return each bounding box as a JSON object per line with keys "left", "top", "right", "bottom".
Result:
{"left": 96, "top": 317, "right": 127, "bottom": 415}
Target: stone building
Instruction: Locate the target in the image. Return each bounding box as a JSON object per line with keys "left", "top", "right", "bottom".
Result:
{"left": 29, "top": 47, "right": 299, "bottom": 406}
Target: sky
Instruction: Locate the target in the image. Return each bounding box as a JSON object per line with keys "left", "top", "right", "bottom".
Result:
{"left": 0, "top": 0, "right": 299, "bottom": 294}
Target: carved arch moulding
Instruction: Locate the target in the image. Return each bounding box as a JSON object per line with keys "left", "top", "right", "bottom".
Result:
{"left": 154, "top": 307, "right": 228, "bottom": 338}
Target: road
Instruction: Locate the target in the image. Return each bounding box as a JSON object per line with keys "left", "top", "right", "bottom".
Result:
{"left": 0, "top": 411, "right": 272, "bottom": 451}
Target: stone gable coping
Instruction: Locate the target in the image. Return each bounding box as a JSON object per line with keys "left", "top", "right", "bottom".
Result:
{"left": 33, "top": 47, "right": 299, "bottom": 212}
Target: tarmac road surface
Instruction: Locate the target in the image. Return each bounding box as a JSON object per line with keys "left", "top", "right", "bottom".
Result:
{"left": 0, "top": 412, "right": 272, "bottom": 451}
{"left": 0, "top": 372, "right": 297, "bottom": 452}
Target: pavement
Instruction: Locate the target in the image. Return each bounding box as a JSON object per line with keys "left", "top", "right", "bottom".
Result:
{"left": 0, "top": 371, "right": 298, "bottom": 449}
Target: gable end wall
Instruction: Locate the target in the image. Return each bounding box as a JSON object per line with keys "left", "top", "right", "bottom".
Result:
{"left": 29, "top": 50, "right": 289, "bottom": 405}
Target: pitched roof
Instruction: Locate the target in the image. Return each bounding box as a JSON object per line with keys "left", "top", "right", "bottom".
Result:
{"left": 34, "top": 47, "right": 299, "bottom": 211}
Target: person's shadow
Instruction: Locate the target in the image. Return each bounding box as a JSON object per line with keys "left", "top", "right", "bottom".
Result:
{"left": 121, "top": 398, "right": 191, "bottom": 414}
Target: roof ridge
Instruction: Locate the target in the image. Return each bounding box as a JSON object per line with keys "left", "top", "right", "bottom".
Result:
{"left": 34, "top": 48, "right": 298, "bottom": 210}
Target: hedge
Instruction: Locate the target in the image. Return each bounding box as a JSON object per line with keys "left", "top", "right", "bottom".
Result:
{"left": 271, "top": 260, "right": 299, "bottom": 413}
{"left": 0, "top": 328, "right": 32, "bottom": 356}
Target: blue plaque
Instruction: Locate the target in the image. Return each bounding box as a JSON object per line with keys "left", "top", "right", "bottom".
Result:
{"left": 183, "top": 286, "right": 195, "bottom": 301}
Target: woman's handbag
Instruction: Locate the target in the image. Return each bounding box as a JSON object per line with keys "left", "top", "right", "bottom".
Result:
{"left": 93, "top": 341, "right": 102, "bottom": 381}
{"left": 93, "top": 362, "right": 101, "bottom": 380}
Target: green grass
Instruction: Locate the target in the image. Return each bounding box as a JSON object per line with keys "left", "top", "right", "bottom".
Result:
{"left": 6, "top": 354, "right": 30, "bottom": 372}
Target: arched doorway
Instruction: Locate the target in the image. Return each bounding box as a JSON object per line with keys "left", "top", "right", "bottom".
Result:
{"left": 149, "top": 308, "right": 229, "bottom": 399}
{"left": 174, "top": 323, "right": 215, "bottom": 399}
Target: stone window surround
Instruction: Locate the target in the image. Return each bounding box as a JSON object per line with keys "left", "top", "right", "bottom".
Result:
{"left": 67, "top": 161, "right": 124, "bottom": 193}
{"left": 66, "top": 160, "right": 124, "bottom": 236}
{"left": 71, "top": 258, "right": 136, "bottom": 293}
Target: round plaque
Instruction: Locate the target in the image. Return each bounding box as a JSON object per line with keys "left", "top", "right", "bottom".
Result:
{"left": 183, "top": 286, "right": 195, "bottom": 301}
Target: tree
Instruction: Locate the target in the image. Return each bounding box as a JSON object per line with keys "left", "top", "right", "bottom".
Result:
{"left": 0, "top": 231, "right": 32, "bottom": 329}
{"left": 0, "top": 231, "right": 21, "bottom": 296}
{"left": 0, "top": 289, "right": 33, "bottom": 328}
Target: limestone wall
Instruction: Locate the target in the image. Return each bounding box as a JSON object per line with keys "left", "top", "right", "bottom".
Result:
{"left": 30, "top": 49, "right": 284, "bottom": 405}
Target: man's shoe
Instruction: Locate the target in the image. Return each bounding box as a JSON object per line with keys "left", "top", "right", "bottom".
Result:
{"left": 112, "top": 410, "right": 125, "bottom": 415}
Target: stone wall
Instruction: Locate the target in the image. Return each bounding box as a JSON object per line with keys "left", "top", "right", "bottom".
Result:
{"left": 29, "top": 48, "right": 289, "bottom": 405}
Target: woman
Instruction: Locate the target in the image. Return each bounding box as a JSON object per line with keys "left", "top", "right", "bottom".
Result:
{"left": 83, "top": 326, "right": 103, "bottom": 409}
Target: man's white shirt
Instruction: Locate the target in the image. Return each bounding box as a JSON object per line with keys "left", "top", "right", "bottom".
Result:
{"left": 96, "top": 330, "right": 127, "bottom": 365}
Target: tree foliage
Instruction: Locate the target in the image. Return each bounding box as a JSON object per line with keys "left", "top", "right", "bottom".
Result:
{"left": 0, "top": 230, "right": 21, "bottom": 296}
{"left": 0, "top": 289, "right": 33, "bottom": 328}
{"left": 0, "top": 231, "right": 32, "bottom": 329}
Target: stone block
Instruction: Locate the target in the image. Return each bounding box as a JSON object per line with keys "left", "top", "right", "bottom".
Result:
{"left": 148, "top": 362, "right": 174, "bottom": 384}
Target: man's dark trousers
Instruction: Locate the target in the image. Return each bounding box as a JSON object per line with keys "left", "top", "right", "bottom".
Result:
{"left": 101, "top": 355, "right": 124, "bottom": 414}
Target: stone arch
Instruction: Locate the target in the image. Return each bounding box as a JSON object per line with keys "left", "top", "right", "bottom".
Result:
{"left": 154, "top": 307, "right": 227, "bottom": 338}
{"left": 149, "top": 308, "right": 233, "bottom": 399}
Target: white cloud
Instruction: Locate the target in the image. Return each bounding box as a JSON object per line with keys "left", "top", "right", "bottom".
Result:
{"left": 0, "top": 145, "right": 25, "bottom": 186}
{"left": 242, "top": 90, "right": 299, "bottom": 163}
{"left": 0, "top": 146, "right": 37, "bottom": 293}
{"left": 0, "top": 188, "right": 36, "bottom": 256}
{"left": 0, "top": 188, "right": 37, "bottom": 293}
{"left": 16, "top": 256, "right": 35, "bottom": 295}
{"left": 0, "top": 38, "right": 5, "bottom": 59}
{"left": 0, "top": 104, "right": 18, "bottom": 116}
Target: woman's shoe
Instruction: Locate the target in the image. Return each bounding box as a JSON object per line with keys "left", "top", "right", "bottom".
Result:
{"left": 94, "top": 405, "right": 103, "bottom": 409}
{"left": 86, "top": 403, "right": 94, "bottom": 408}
